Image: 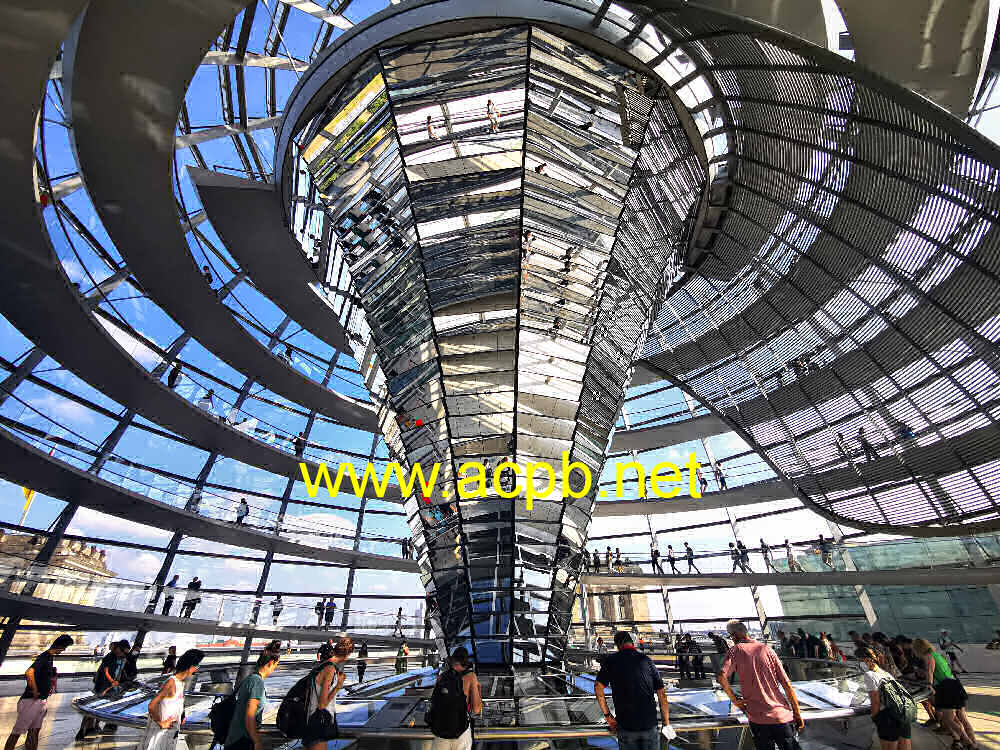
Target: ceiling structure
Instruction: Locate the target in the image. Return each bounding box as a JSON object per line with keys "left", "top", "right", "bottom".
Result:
{"left": 2, "top": 0, "right": 1000, "bottom": 673}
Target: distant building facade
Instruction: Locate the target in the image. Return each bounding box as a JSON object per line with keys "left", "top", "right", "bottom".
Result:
{"left": 0, "top": 531, "right": 114, "bottom": 652}
{"left": 574, "top": 564, "right": 652, "bottom": 640}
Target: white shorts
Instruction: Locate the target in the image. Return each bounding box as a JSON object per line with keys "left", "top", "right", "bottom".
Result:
{"left": 12, "top": 698, "right": 47, "bottom": 733}
{"left": 431, "top": 726, "right": 472, "bottom": 750}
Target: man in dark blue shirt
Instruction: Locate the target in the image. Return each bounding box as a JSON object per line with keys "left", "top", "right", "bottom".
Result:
{"left": 594, "top": 631, "right": 671, "bottom": 749}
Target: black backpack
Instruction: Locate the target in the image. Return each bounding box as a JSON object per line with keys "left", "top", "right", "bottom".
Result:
{"left": 277, "top": 663, "right": 332, "bottom": 738}
{"left": 209, "top": 692, "right": 237, "bottom": 747}
{"left": 425, "top": 669, "right": 469, "bottom": 739}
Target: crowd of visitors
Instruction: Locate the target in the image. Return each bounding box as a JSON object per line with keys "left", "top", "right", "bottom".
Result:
{"left": 585, "top": 535, "right": 844, "bottom": 576}
{"left": 581, "top": 623, "right": 980, "bottom": 750}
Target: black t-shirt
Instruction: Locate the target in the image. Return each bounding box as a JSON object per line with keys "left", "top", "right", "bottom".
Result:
{"left": 595, "top": 647, "right": 664, "bottom": 731}
{"left": 23, "top": 651, "right": 56, "bottom": 700}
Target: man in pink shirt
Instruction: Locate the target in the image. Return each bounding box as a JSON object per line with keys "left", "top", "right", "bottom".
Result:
{"left": 717, "top": 620, "right": 804, "bottom": 750}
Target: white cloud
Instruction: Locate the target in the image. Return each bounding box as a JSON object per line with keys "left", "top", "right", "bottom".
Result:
{"left": 69, "top": 507, "right": 173, "bottom": 544}
{"left": 108, "top": 550, "right": 162, "bottom": 582}
{"left": 283, "top": 511, "right": 357, "bottom": 548}
{"left": 96, "top": 316, "right": 163, "bottom": 370}
{"left": 34, "top": 392, "right": 95, "bottom": 428}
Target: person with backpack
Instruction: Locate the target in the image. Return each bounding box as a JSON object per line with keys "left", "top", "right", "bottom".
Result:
{"left": 138, "top": 649, "right": 204, "bottom": 750}
{"left": 224, "top": 652, "right": 280, "bottom": 750}
{"left": 5, "top": 634, "right": 72, "bottom": 750}
{"left": 76, "top": 640, "right": 130, "bottom": 739}
{"left": 857, "top": 646, "right": 914, "bottom": 750}
{"left": 427, "top": 647, "right": 482, "bottom": 750}
{"left": 297, "top": 639, "right": 352, "bottom": 749}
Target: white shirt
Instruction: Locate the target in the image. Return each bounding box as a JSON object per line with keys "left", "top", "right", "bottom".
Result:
{"left": 862, "top": 666, "right": 890, "bottom": 693}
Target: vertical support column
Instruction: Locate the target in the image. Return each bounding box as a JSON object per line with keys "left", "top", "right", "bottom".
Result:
{"left": 580, "top": 582, "right": 593, "bottom": 650}
{"left": 681, "top": 391, "right": 768, "bottom": 633}
{"left": 824, "top": 521, "right": 878, "bottom": 627}
{"left": 341, "top": 431, "right": 377, "bottom": 631}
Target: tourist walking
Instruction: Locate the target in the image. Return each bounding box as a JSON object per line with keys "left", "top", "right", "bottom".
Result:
{"left": 761, "top": 539, "right": 777, "bottom": 573}
{"left": 650, "top": 543, "right": 663, "bottom": 574}
{"left": 138, "top": 649, "right": 204, "bottom": 750}
{"left": 685, "top": 542, "right": 701, "bottom": 573}
{"left": 393, "top": 607, "right": 405, "bottom": 638}
{"left": 77, "top": 640, "right": 127, "bottom": 739}
{"left": 224, "top": 652, "right": 280, "bottom": 750}
{"left": 236, "top": 498, "right": 249, "bottom": 525}
{"left": 167, "top": 362, "right": 182, "bottom": 389}
{"left": 161, "top": 646, "right": 177, "bottom": 675}
{"left": 6, "top": 634, "right": 73, "bottom": 750}
{"left": 666, "top": 545, "right": 680, "bottom": 574}
{"left": 856, "top": 646, "right": 913, "bottom": 750}
{"left": 938, "top": 630, "right": 968, "bottom": 674}
{"left": 730, "top": 542, "right": 742, "bottom": 573}
{"left": 271, "top": 595, "right": 283, "bottom": 626}
{"left": 784, "top": 539, "right": 804, "bottom": 573}
{"left": 817, "top": 535, "right": 835, "bottom": 570}
{"left": 161, "top": 574, "right": 179, "bottom": 616}
{"left": 395, "top": 640, "right": 410, "bottom": 674}
{"left": 357, "top": 642, "right": 369, "bottom": 683}
{"left": 302, "top": 640, "right": 353, "bottom": 750}
{"left": 428, "top": 647, "right": 482, "bottom": 750}
{"left": 614, "top": 548, "right": 623, "bottom": 573}
{"left": 858, "top": 427, "right": 879, "bottom": 462}
{"left": 324, "top": 598, "right": 337, "bottom": 627}
{"left": 686, "top": 634, "right": 705, "bottom": 680}
{"left": 717, "top": 620, "right": 804, "bottom": 750}
{"left": 738, "top": 541, "right": 753, "bottom": 573}
{"left": 676, "top": 634, "right": 691, "bottom": 680}
{"left": 180, "top": 576, "right": 201, "bottom": 618}
{"left": 913, "top": 638, "right": 975, "bottom": 749}
{"left": 605, "top": 546, "right": 612, "bottom": 570}
{"left": 592, "top": 549, "right": 601, "bottom": 572}
{"left": 594, "top": 631, "right": 673, "bottom": 748}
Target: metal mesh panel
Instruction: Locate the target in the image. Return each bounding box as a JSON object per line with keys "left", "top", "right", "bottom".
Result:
{"left": 640, "top": 6, "right": 1000, "bottom": 534}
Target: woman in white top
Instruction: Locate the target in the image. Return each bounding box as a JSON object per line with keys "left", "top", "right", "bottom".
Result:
{"left": 139, "top": 649, "right": 204, "bottom": 750}
{"left": 858, "top": 646, "right": 912, "bottom": 750}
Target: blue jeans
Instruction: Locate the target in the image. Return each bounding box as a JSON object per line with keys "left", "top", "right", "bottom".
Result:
{"left": 617, "top": 727, "right": 660, "bottom": 750}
